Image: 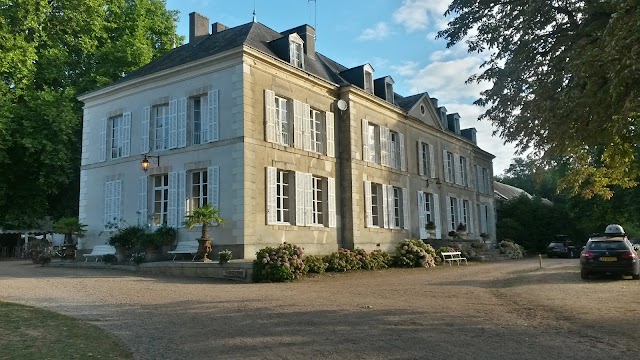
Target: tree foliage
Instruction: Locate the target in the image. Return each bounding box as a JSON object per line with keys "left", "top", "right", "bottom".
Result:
{"left": 0, "top": 0, "right": 183, "bottom": 228}
{"left": 438, "top": 0, "right": 640, "bottom": 199}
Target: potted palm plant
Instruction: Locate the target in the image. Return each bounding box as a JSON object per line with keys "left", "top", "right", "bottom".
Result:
{"left": 52, "top": 217, "right": 87, "bottom": 260}
{"left": 185, "top": 204, "right": 225, "bottom": 262}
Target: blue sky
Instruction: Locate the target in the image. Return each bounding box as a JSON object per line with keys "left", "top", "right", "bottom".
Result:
{"left": 166, "top": 0, "right": 517, "bottom": 175}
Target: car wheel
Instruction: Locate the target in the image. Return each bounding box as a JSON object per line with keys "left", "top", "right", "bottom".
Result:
{"left": 580, "top": 269, "right": 590, "bottom": 280}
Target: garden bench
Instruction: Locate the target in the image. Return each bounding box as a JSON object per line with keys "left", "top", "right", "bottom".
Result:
{"left": 441, "top": 251, "right": 468, "bottom": 266}
{"left": 83, "top": 245, "right": 116, "bottom": 262}
{"left": 167, "top": 240, "right": 199, "bottom": 261}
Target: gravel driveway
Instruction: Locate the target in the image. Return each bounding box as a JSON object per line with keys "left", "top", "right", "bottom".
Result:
{"left": 1, "top": 258, "right": 638, "bottom": 360}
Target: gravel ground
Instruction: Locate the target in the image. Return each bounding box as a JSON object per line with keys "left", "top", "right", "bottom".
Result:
{"left": 1, "top": 258, "right": 638, "bottom": 360}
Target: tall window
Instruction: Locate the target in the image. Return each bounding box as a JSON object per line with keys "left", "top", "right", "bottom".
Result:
{"left": 276, "top": 169, "right": 291, "bottom": 223}
{"left": 390, "top": 131, "right": 400, "bottom": 169}
{"left": 310, "top": 109, "right": 324, "bottom": 154}
{"left": 424, "top": 192, "right": 433, "bottom": 224}
{"left": 154, "top": 104, "right": 170, "bottom": 151}
{"left": 275, "top": 96, "right": 290, "bottom": 146}
{"left": 421, "top": 142, "right": 431, "bottom": 176}
{"left": 459, "top": 156, "right": 468, "bottom": 186}
{"left": 449, "top": 197, "right": 459, "bottom": 231}
{"left": 153, "top": 174, "right": 169, "bottom": 226}
{"left": 482, "top": 168, "right": 490, "bottom": 193}
{"left": 446, "top": 151, "right": 455, "bottom": 183}
{"left": 110, "top": 115, "right": 125, "bottom": 159}
{"left": 104, "top": 180, "right": 121, "bottom": 229}
{"left": 462, "top": 200, "right": 470, "bottom": 229}
{"left": 392, "top": 186, "right": 403, "bottom": 228}
{"left": 192, "top": 96, "right": 203, "bottom": 145}
{"left": 189, "top": 170, "right": 208, "bottom": 213}
{"left": 368, "top": 123, "right": 380, "bottom": 163}
{"left": 371, "top": 183, "right": 382, "bottom": 227}
{"left": 311, "top": 176, "right": 324, "bottom": 225}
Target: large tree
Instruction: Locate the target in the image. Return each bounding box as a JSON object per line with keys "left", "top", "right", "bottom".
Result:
{"left": 0, "top": 0, "right": 183, "bottom": 228}
{"left": 438, "top": 0, "right": 640, "bottom": 199}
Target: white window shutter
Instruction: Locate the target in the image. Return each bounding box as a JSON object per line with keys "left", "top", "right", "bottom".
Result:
{"left": 293, "top": 100, "right": 303, "bottom": 149}
{"left": 402, "top": 187, "right": 409, "bottom": 230}
{"left": 178, "top": 98, "right": 187, "bottom": 148}
{"left": 208, "top": 166, "right": 220, "bottom": 209}
{"left": 169, "top": 99, "right": 178, "bottom": 149}
{"left": 433, "top": 194, "right": 441, "bottom": 239}
{"left": 328, "top": 177, "right": 336, "bottom": 228}
{"left": 201, "top": 95, "right": 209, "bottom": 143}
{"left": 177, "top": 171, "right": 186, "bottom": 228}
{"left": 265, "top": 90, "right": 276, "bottom": 143}
{"left": 142, "top": 107, "right": 150, "bottom": 154}
{"left": 325, "top": 111, "right": 335, "bottom": 157}
{"left": 361, "top": 119, "right": 369, "bottom": 162}
{"left": 382, "top": 184, "right": 390, "bottom": 229}
{"left": 418, "top": 191, "right": 426, "bottom": 239}
{"left": 138, "top": 176, "right": 148, "bottom": 227}
{"left": 380, "top": 126, "right": 389, "bottom": 167}
{"left": 454, "top": 154, "right": 461, "bottom": 185}
{"left": 100, "top": 118, "right": 107, "bottom": 162}
{"left": 429, "top": 144, "right": 436, "bottom": 178}
{"left": 122, "top": 112, "right": 131, "bottom": 157}
{"left": 305, "top": 173, "right": 313, "bottom": 226}
{"left": 417, "top": 141, "right": 424, "bottom": 176}
{"left": 468, "top": 200, "right": 474, "bottom": 234}
{"left": 466, "top": 160, "right": 472, "bottom": 188}
{"left": 443, "top": 150, "right": 450, "bottom": 183}
{"left": 303, "top": 103, "right": 311, "bottom": 151}
{"left": 295, "top": 171, "right": 306, "bottom": 226}
{"left": 476, "top": 166, "right": 483, "bottom": 193}
{"left": 266, "top": 167, "right": 277, "bottom": 225}
{"left": 364, "top": 181, "right": 372, "bottom": 228}
{"left": 208, "top": 90, "right": 219, "bottom": 142}
{"left": 399, "top": 133, "right": 406, "bottom": 171}
{"left": 168, "top": 172, "right": 177, "bottom": 228}
{"left": 114, "top": 180, "right": 122, "bottom": 224}
{"left": 104, "top": 181, "right": 112, "bottom": 227}
{"left": 446, "top": 196, "right": 452, "bottom": 231}
{"left": 457, "top": 198, "right": 464, "bottom": 230}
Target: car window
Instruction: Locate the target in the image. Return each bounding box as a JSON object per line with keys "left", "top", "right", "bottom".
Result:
{"left": 549, "top": 242, "right": 564, "bottom": 247}
{"left": 587, "top": 241, "right": 628, "bottom": 251}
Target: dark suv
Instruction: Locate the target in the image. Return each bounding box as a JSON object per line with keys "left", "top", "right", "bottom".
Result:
{"left": 580, "top": 236, "right": 640, "bottom": 280}
{"left": 546, "top": 236, "right": 578, "bottom": 258}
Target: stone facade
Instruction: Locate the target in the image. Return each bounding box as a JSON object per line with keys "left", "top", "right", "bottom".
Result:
{"left": 77, "top": 15, "right": 496, "bottom": 259}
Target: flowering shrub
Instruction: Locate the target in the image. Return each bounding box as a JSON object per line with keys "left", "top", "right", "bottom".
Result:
{"left": 23, "top": 239, "right": 53, "bottom": 265}
{"left": 130, "top": 252, "right": 146, "bottom": 265}
{"left": 325, "top": 248, "right": 364, "bottom": 272}
{"left": 218, "top": 249, "right": 232, "bottom": 265}
{"left": 394, "top": 239, "right": 437, "bottom": 268}
{"left": 252, "top": 243, "right": 306, "bottom": 282}
{"left": 360, "top": 249, "right": 392, "bottom": 270}
{"left": 499, "top": 240, "right": 525, "bottom": 259}
{"left": 304, "top": 255, "right": 328, "bottom": 274}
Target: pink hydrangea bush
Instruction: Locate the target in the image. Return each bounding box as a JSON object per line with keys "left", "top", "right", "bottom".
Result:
{"left": 252, "top": 243, "right": 306, "bottom": 282}
{"left": 394, "top": 239, "right": 437, "bottom": 268}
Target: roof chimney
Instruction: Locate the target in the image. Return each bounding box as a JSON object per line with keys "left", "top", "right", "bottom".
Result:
{"left": 212, "top": 22, "right": 228, "bottom": 34}
{"left": 189, "top": 12, "right": 210, "bottom": 44}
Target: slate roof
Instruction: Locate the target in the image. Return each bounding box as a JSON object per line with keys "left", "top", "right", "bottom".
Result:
{"left": 494, "top": 181, "right": 553, "bottom": 205}
{"left": 96, "top": 21, "right": 426, "bottom": 113}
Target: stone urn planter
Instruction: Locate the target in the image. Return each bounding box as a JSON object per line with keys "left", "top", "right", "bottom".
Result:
{"left": 197, "top": 237, "right": 213, "bottom": 262}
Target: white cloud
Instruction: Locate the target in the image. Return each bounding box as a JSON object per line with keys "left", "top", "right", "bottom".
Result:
{"left": 405, "top": 55, "right": 490, "bottom": 102}
{"left": 358, "top": 22, "right": 391, "bottom": 41}
{"left": 390, "top": 61, "right": 419, "bottom": 77}
{"left": 392, "top": 0, "right": 450, "bottom": 32}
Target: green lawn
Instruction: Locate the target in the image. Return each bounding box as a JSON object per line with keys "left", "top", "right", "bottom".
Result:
{"left": 0, "top": 302, "right": 133, "bottom": 360}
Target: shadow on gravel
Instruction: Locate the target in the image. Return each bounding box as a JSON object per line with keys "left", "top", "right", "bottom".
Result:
{"left": 70, "top": 300, "right": 636, "bottom": 360}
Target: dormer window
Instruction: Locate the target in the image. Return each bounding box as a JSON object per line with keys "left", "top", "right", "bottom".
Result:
{"left": 364, "top": 70, "right": 373, "bottom": 94}
{"left": 289, "top": 35, "right": 304, "bottom": 69}
{"left": 385, "top": 79, "right": 394, "bottom": 103}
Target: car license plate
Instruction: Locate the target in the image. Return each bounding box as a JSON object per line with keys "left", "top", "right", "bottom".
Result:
{"left": 600, "top": 257, "right": 617, "bottom": 262}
